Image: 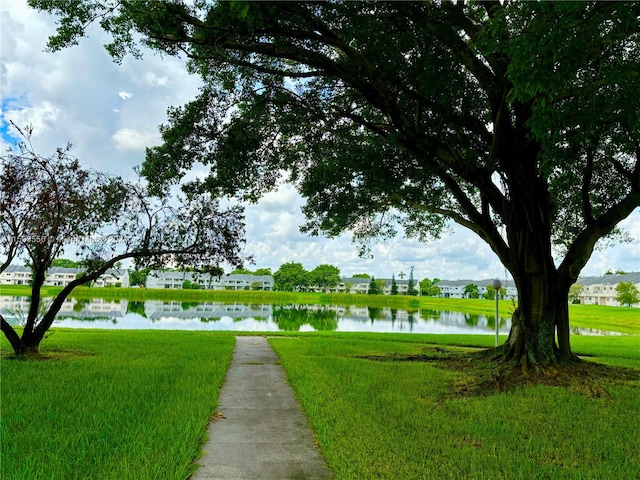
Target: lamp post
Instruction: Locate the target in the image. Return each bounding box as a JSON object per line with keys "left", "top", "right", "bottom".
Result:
{"left": 491, "top": 279, "right": 502, "bottom": 347}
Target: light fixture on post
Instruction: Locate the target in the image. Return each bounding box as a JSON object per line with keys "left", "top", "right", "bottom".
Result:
{"left": 491, "top": 279, "right": 502, "bottom": 347}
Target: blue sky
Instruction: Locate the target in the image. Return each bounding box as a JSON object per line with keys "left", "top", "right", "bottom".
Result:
{"left": 1, "top": 1, "right": 638, "bottom": 280}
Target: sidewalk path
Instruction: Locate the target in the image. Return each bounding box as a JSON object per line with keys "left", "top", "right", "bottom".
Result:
{"left": 192, "top": 336, "right": 331, "bottom": 479}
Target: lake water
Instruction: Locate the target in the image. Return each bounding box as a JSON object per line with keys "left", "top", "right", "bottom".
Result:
{"left": 0, "top": 296, "right": 618, "bottom": 335}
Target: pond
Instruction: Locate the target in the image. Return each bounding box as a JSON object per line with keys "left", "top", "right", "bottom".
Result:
{"left": 0, "top": 296, "right": 618, "bottom": 335}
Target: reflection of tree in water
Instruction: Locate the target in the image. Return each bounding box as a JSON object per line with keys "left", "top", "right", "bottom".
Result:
{"left": 307, "top": 309, "right": 338, "bottom": 331}
{"left": 126, "top": 301, "right": 146, "bottom": 318}
{"left": 272, "top": 305, "right": 305, "bottom": 331}
{"left": 232, "top": 316, "right": 269, "bottom": 324}
{"left": 420, "top": 308, "right": 440, "bottom": 320}
{"left": 73, "top": 299, "right": 90, "bottom": 313}
{"left": 486, "top": 315, "right": 508, "bottom": 330}
{"left": 199, "top": 317, "right": 211, "bottom": 323}
{"left": 56, "top": 315, "right": 114, "bottom": 323}
{"left": 464, "top": 313, "right": 480, "bottom": 327}
{"left": 367, "top": 307, "right": 383, "bottom": 323}
{"left": 181, "top": 301, "right": 201, "bottom": 311}
{"left": 272, "top": 305, "right": 338, "bottom": 331}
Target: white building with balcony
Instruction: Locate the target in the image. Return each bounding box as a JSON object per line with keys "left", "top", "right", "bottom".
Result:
{"left": 0, "top": 265, "right": 129, "bottom": 288}
{"left": 576, "top": 272, "right": 640, "bottom": 307}
{"left": 144, "top": 271, "right": 273, "bottom": 291}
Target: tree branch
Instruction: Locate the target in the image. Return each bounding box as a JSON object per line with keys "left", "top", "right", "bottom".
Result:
{"left": 581, "top": 148, "right": 595, "bottom": 224}
{"left": 559, "top": 190, "right": 640, "bottom": 284}
{"left": 32, "top": 245, "right": 210, "bottom": 338}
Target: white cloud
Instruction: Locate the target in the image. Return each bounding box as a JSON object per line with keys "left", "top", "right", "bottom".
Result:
{"left": 118, "top": 91, "right": 133, "bottom": 100}
{"left": 4, "top": 100, "right": 60, "bottom": 135}
{"left": 143, "top": 72, "right": 169, "bottom": 87}
{"left": 112, "top": 128, "right": 158, "bottom": 151}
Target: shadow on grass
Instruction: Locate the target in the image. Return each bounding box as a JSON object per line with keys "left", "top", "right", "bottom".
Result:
{"left": 356, "top": 345, "right": 640, "bottom": 399}
{"left": 1, "top": 348, "right": 96, "bottom": 361}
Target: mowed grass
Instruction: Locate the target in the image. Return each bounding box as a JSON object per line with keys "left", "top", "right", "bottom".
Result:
{"left": 1, "top": 330, "right": 235, "bottom": 480}
{"left": 270, "top": 333, "right": 640, "bottom": 480}
{"left": 2, "top": 328, "right": 639, "bottom": 479}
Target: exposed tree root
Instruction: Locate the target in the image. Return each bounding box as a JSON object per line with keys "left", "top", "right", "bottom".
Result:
{"left": 2, "top": 347, "right": 95, "bottom": 361}
{"left": 357, "top": 345, "right": 640, "bottom": 398}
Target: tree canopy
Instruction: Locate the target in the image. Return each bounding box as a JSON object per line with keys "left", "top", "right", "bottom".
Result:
{"left": 51, "top": 259, "right": 81, "bottom": 268}
{"left": 420, "top": 278, "right": 442, "bottom": 297}
{"left": 309, "top": 264, "right": 341, "bottom": 291}
{"left": 390, "top": 274, "right": 399, "bottom": 295}
{"left": 367, "top": 276, "right": 382, "bottom": 295}
{"left": 464, "top": 284, "right": 480, "bottom": 299}
{"left": 29, "top": 0, "right": 640, "bottom": 368}
{"left": 273, "top": 262, "right": 309, "bottom": 291}
{"left": 351, "top": 273, "right": 371, "bottom": 279}
{"left": 615, "top": 281, "right": 640, "bottom": 307}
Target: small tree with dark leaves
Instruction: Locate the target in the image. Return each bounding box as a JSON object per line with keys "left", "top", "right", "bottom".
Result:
{"left": 0, "top": 125, "right": 247, "bottom": 357}
{"left": 390, "top": 274, "right": 399, "bottom": 295}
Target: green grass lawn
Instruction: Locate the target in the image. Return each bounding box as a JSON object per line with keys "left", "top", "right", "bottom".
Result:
{"left": 2, "top": 329, "right": 639, "bottom": 479}
{"left": 271, "top": 333, "right": 640, "bottom": 480}
{"left": 2, "top": 284, "right": 639, "bottom": 479}
{"left": 1, "top": 330, "right": 234, "bottom": 480}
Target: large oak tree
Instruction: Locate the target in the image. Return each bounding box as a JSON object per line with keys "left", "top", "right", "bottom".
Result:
{"left": 31, "top": 1, "right": 640, "bottom": 368}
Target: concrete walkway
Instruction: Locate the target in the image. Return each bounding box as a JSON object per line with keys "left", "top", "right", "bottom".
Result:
{"left": 192, "top": 336, "right": 331, "bottom": 480}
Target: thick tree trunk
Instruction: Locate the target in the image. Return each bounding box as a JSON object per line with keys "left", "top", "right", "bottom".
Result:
{"left": 1, "top": 317, "right": 44, "bottom": 357}
{"left": 1, "top": 256, "right": 135, "bottom": 357}
{"left": 498, "top": 137, "right": 576, "bottom": 369}
{"left": 1, "top": 314, "right": 26, "bottom": 356}
{"left": 19, "top": 327, "right": 44, "bottom": 355}
{"left": 499, "top": 180, "right": 576, "bottom": 368}
{"left": 502, "top": 275, "right": 574, "bottom": 370}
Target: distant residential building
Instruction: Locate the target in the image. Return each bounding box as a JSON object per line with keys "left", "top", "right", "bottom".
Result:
{"left": 576, "top": 273, "right": 640, "bottom": 307}
{"left": 434, "top": 274, "right": 640, "bottom": 307}
{"left": 43, "top": 267, "right": 79, "bottom": 287}
{"left": 0, "top": 265, "right": 129, "bottom": 288}
{"left": 0, "top": 265, "right": 32, "bottom": 285}
{"left": 90, "top": 269, "right": 130, "bottom": 288}
{"left": 437, "top": 279, "right": 518, "bottom": 300}
{"left": 310, "top": 278, "right": 412, "bottom": 295}
{"left": 307, "top": 277, "right": 515, "bottom": 297}
{"left": 144, "top": 271, "right": 274, "bottom": 291}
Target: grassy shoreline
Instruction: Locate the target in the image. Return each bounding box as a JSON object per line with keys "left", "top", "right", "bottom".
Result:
{"left": 1, "top": 284, "right": 638, "bottom": 334}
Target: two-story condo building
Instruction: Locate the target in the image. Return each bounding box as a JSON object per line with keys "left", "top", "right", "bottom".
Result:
{"left": 437, "top": 279, "right": 518, "bottom": 300}
{"left": 144, "top": 271, "right": 274, "bottom": 291}
{"left": 0, "top": 265, "right": 129, "bottom": 288}
{"left": 576, "top": 272, "right": 640, "bottom": 307}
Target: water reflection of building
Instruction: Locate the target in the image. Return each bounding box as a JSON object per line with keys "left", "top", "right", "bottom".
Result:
{"left": 0, "top": 296, "right": 127, "bottom": 319}
{"left": 67, "top": 299, "right": 127, "bottom": 318}
{"left": 0, "top": 296, "right": 40, "bottom": 313}
{"left": 143, "top": 301, "right": 272, "bottom": 320}
{"left": 293, "top": 305, "right": 420, "bottom": 324}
